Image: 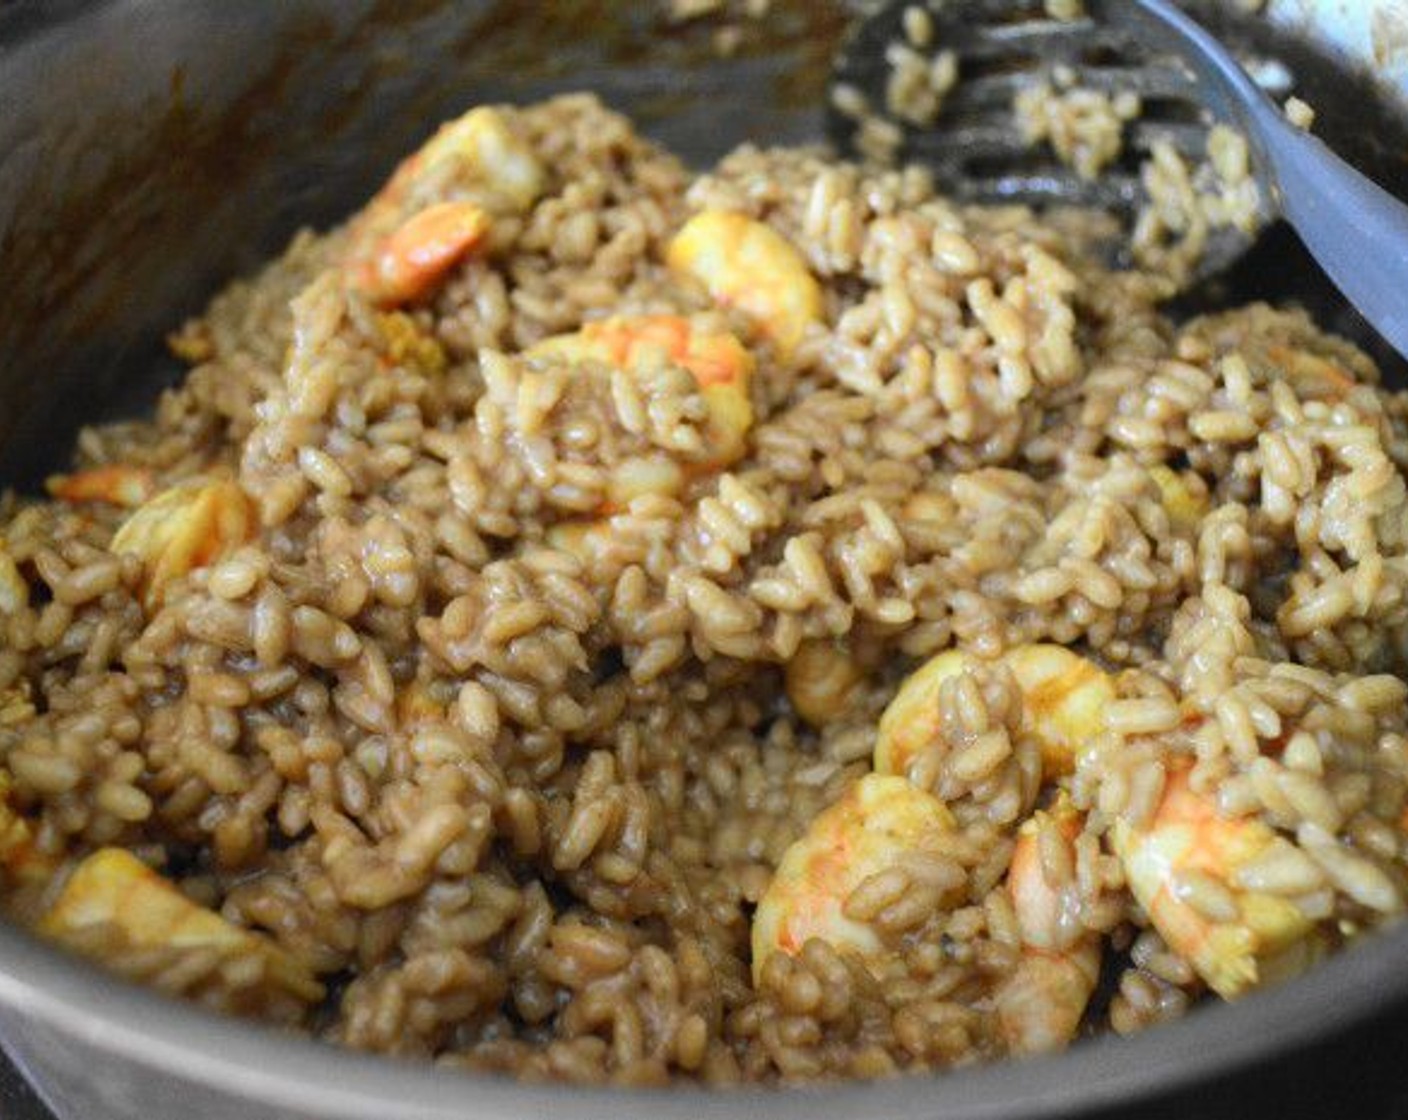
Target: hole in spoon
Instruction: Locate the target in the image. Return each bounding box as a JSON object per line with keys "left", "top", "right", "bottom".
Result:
{"left": 1080, "top": 43, "right": 1129, "bottom": 68}
{"left": 1138, "top": 95, "right": 1206, "bottom": 126}
{"left": 959, "top": 53, "right": 1040, "bottom": 81}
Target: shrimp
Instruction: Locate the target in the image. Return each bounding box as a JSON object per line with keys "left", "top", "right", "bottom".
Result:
{"left": 1148, "top": 464, "right": 1208, "bottom": 532}
{"left": 866, "top": 645, "right": 1110, "bottom": 1051}
{"left": 46, "top": 464, "right": 156, "bottom": 508}
{"left": 1112, "top": 763, "right": 1318, "bottom": 999}
{"left": 111, "top": 476, "right": 257, "bottom": 608}
{"left": 784, "top": 639, "right": 868, "bottom": 728}
{"left": 993, "top": 800, "right": 1101, "bottom": 1054}
{"left": 531, "top": 315, "right": 756, "bottom": 550}
{"left": 533, "top": 313, "right": 755, "bottom": 475}
{"left": 875, "top": 644, "right": 1116, "bottom": 781}
{"left": 349, "top": 200, "right": 492, "bottom": 307}
{"left": 346, "top": 105, "right": 546, "bottom": 307}
{"left": 667, "top": 211, "right": 823, "bottom": 359}
{"left": 39, "top": 847, "right": 324, "bottom": 1009}
{"left": 751, "top": 773, "right": 959, "bottom": 982}
{"left": 364, "top": 105, "right": 545, "bottom": 226}
{"left": 760, "top": 647, "right": 1112, "bottom": 1053}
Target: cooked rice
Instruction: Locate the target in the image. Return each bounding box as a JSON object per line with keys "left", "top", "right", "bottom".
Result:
{"left": 1015, "top": 76, "right": 1142, "bottom": 181}
{"left": 1, "top": 93, "right": 1407, "bottom": 1087}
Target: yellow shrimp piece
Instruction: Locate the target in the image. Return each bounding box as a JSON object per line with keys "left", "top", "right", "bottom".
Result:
{"left": 993, "top": 801, "right": 1101, "bottom": 1055}
{"left": 784, "top": 639, "right": 868, "bottom": 728}
{"left": 46, "top": 465, "right": 156, "bottom": 509}
{"left": 40, "top": 848, "right": 323, "bottom": 1006}
{"left": 405, "top": 105, "right": 546, "bottom": 214}
{"left": 112, "top": 476, "right": 257, "bottom": 608}
{"left": 667, "top": 211, "right": 823, "bottom": 358}
{"left": 751, "top": 774, "right": 956, "bottom": 982}
{"left": 346, "top": 106, "right": 545, "bottom": 306}
{"left": 350, "top": 200, "right": 492, "bottom": 307}
{"left": 1112, "top": 764, "right": 1317, "bottom": 999}
{"left": 363, "top": 105, "right": 545, "bottom": 227}
{"left": 375, "top": 311, "right": 448, "bottom": 375}
{"left": 533, "top": 313, "right": 755, "bottom": 489}
{"left": 1149, "top": 465, "right": 1208, "bottom": 532}
{"left": 875, "top": 644, "right": 1115, "bottom": 781}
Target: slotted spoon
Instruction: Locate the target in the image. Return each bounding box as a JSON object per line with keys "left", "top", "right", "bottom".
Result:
{"left": 831, "top": 0, "right": 1408, "bottom": 358}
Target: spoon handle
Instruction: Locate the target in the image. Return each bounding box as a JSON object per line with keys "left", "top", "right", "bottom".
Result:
{"left": 1264, "top": 120, "right": 1408, "bottom": 360}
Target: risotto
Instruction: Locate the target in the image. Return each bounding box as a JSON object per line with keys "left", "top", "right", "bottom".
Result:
{"left": 1, "top": 93, "right": 1406, "bottom": 1085}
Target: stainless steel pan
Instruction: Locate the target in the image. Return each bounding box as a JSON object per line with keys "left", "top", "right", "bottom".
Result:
{"left": 1, "top": 3, "right": 1407, "bottom": 1117}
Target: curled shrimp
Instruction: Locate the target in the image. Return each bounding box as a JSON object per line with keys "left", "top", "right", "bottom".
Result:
{"left": 1112, "top": 763, "right": 1320, "bottom": 999}
{"left": 993, "top": 799, "right": 1101, "bottom": 1054}
{"left": 346, "top": 106, "right": 546, "bottom": 307}
{"left": 349, "top": 200, "right": 492, "bottom": 307}
{"left": 534, "top": 315, "right": 756, "bottom": 560}
{"left": 875, "top": 643, "right": 1116, "bottom": 781}
{"left": 40, "top": 847, "right": 323, "bottom": 1008}
{"left": 784, "top": 639, "right": 869, "bottom": 728}
{"left": 533, "top": 313, "right": 755, "bottom": 476}
{"left": 667, "top": 210, "right": 823, "bottom": 359}
{"left": 873, "top": 647, "right": 1111, "bottom": 1051}
{"left": 364, "top": 105, "right": 545, "bottom": 227}
{"left": 47, "top": 465, "right": 156, "bottom": 508}
{"left": 111, "top": 475, "right": 258, "bottom": 608}
{"left": 751, "top": 773, "right": 958, "bottom": 982}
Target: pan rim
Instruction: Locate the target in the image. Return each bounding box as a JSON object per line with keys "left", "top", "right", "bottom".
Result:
{"left": 0, "top": 912, "right": 1404, "bottom": 1117}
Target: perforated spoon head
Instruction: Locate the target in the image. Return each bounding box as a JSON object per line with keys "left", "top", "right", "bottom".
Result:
{"left": 828, "top": 0, "right": 1286, "bottom": 278}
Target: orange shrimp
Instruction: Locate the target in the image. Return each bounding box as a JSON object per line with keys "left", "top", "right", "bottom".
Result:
{"left": 875, "top": 644, "right": 1116, "bottom": 781}
{"left": 750, "top": 773, "right": 958, "bottom": 981}
{"left": 111, "top": 476, "right": 257, "bottom": 607}
{"left": 784, "top": 639, "right": 869, "bottom": 728}
{"left": 667, "top": 211, "right": 823, "bottom": 359}
{"left": 993, "top": 802, "right": 1101, "bottom": 1054}
{"left": 47, "top": 465, "right": 156, "bottom": 508}
{"left": 349, "top": 200, "right": 492, "bottom": 307}
{"left": 532, "top": 314, "right": 756, "bottom": 527}
{"left": 40, "top": 848, "right": 323, "bottom": 1006}
{"left": 1112, "top": 763, "right": 1319, "bottom": 998}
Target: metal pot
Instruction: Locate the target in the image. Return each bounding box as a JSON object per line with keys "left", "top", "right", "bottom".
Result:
{"left": 1, "top": 2, "right": 1407, "bottom": 1117}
